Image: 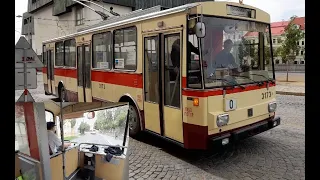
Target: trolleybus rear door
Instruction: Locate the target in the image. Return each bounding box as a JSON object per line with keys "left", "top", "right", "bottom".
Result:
{"left": 143, "top": 35, "right": 161, "bottom": 134}
{"left": 77, "top": 44, "right": 92, "bottom": 102}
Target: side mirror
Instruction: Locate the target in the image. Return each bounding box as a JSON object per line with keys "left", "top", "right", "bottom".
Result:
{"left": 195, "top": 22, "right": 206, "bottom": 38}
{"left": 87, "top": 111, "right": 95, "bottom": 119}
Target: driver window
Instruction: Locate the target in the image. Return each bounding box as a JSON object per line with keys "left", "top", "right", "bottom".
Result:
{"left": 187, "top": 18, "right": 202, "bottom": 88}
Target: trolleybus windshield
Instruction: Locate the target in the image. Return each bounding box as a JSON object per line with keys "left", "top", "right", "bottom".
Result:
{"left": 188, "top": 17, "right": 274, "bottom": 89}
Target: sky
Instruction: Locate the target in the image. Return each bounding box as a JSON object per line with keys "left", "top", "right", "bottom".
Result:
{"left": 15, "top": 0, "right": 305, "bottom": 43}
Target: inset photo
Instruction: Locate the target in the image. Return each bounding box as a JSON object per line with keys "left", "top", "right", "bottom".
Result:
{"left": 15, "top": 102, "right": 130, "bottom": 180}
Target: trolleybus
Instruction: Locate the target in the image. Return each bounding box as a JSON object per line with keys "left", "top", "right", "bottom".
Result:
{"left": 42, "top": 1, "right": 281, "bottom": 150}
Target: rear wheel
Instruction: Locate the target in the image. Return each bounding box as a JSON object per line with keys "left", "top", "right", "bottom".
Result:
{"left": 128, "top": 104, "right": 140, "bottom": 137}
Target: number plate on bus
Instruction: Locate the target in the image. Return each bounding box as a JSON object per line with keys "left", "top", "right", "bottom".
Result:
{"left": 224, "top": 99, "right": 237, "bottom": 111}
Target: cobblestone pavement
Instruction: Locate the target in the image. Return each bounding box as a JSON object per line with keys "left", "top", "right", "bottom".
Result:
{"left": 16, "top": 73, "right": 305, "bottom": 180}
{"left": 128, "top": 95, "right": 305, "bottom": 180}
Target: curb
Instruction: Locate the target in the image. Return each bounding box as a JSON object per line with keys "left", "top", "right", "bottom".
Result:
{"left": 276, "top": 91, "right": 305, "bottom": 96}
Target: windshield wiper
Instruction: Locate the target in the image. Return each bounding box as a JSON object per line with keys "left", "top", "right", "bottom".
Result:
{"left": 207, "top": 76, "right": 245, "bottom": 89}
{"left": 229, "top": 75, "right": 264, "bottom": 87}
{"left": 249, "top": 74, "right": 275, "bottom": 84}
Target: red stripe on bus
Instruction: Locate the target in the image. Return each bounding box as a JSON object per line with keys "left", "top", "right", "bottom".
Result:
{"left": 182, "top": 82, "right": 275, "bottom": 97}
{"left": 54, "top": 68, "right": 77, "bottom": 78}
{"left": 42, "top": 67, "right": 47, "bottom": 73}
{"left": 182, "top": 77, "right": 187, "bottom": 88}
{"left": 91, "top": 71, "right": 143, "bottom": 88}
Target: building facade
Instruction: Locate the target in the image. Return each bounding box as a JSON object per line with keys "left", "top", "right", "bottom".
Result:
{"left": 20, "top": 0, "right": 211, "bottom": 58}
{"left": 21, "top": 0, "right": 136, "bottom": 57}
{"left": 244, "top": 17, "right": 305, "bottom": 65}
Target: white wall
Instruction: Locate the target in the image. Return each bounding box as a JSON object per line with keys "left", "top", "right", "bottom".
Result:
{"left": 30, "top": 2, "right": 132, "bottom": 55}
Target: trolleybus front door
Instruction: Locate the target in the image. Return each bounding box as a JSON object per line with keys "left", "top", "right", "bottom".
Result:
{"left": 143, "top": 32, "right": 183, "bottom": 143}
{"left": 77, "top": 45, "right": 92, "bottom": 102}
{"left": 47, "top": 49, "right": 55, "bottom": 95}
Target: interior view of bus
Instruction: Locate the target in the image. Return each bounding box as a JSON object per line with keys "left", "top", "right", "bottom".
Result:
{"left": 15, "top": 102, "right": 130, "bottom": 180}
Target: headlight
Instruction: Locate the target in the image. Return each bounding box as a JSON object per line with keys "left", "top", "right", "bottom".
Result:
{"left": 268, "top": 102, "right": 277, "bottom": 113}
{"left": 217, "top": 114, "right": 229, "bottom": 127}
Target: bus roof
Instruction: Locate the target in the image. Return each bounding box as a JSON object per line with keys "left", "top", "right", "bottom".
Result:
{"left": 43, "top": 2, "right": 200, "bottom": 44}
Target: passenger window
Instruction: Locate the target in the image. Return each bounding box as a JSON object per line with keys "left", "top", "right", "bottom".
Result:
{"left": 15, "top": 104, "right": 31, "bottom": 155}
{"left": 64, "top": 39, "right": 76, "bottom": 67}
{"left": 55, "top": 41, "right": 64, "bottom": 66}
{"left": 92, "top": 32, "right": 112, "bottom": 69}
{"left": 164, "top": 34, "right": 181, "bottom": 108}
{"left": 114, "top": 27, "right": 137, "bottom": 70}
{"left": 144, "top": 36, "right": 159, "bottom": 103}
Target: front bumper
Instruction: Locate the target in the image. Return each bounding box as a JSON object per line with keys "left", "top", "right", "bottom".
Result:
{"left": 210, "top": 116, "right": 281, "bottom": 145}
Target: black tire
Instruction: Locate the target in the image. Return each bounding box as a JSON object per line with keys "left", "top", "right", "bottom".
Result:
{"left": 128, "top": 104, "right": 141, "bottom": 137}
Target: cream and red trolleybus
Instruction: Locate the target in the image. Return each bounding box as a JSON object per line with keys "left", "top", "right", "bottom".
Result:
{"left": 42, "top": 1, "right": 280, "bottom": 149}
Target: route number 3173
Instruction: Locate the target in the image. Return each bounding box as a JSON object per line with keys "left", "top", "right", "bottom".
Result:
{"left": 262, "top": 91, "right": 272, "bottom": 99}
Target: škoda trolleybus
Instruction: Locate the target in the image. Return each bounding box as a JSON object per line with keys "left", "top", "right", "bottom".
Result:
{"left": 42, "top": 1, "right": 281, "bottom": 150}
{"left": 15, "top": 102, "right": 129, "bottom": 180}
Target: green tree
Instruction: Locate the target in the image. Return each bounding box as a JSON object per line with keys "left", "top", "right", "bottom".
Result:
{"left": 238, "top": 38, "right": 249, "bottom": 65}
{"left": 279, "top": 15, "right": 304, "bottom": 81}
{"left": 94, "top": 110, "right": 113, "bottom": 131}
{"left": 70, "top": 119, "right": 76, "bottom": 128}
{"left": 78, "top": 122, "right": 90, "bottom": 134}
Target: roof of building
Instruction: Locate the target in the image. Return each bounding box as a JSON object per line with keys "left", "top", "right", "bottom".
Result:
{"left": 244, "top": 16, "right": 304, "bottom": 37}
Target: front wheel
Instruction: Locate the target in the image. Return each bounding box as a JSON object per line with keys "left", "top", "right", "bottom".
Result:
{"left": 128, "top": 104, "right": 141, "bottom": 137}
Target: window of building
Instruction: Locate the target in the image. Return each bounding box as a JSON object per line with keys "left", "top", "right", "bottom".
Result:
{"left": 76, "top": 6, "right": 84, "bottom": 26}
{"left": 64, "top": 39, "right": 76, "bottom": 67}
{"left": 301, "top": 51, "right": 304, "bottom": 55}
{"left": 92, "top": 32, "right": 112, "bottom": 69}
{"left": 275, "top": 60, "right": 280, "bottom": 64}
{"left": 296, "top": 50, "right": 299, "bottom": 56}
{"left": 114, "top": 27, "right": 137, "bottom": 70}
{"left": 302, "top": 41, "right": 304, "bottom": 45}
{"left": 55, "top": 41, "right": 64, "bottom": 66}
{"left": 300, "top": 61, "right": 305, "bottom": 65}
{"left": 297, "top": 41, "right": 299, "bottom": 45}
{"left": 273, "top": 39, "right": 276, "bottom": 44}
{"left": 294, "top": 61, "right": 298, "bottom": 64}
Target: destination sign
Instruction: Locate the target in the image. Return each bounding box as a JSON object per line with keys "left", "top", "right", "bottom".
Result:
{"left": 226, "top": 5, "right": 256, "bottom": 19}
